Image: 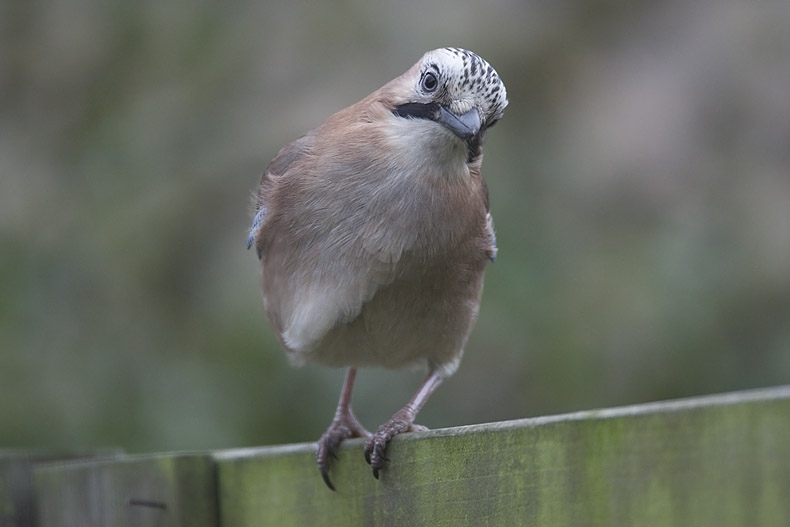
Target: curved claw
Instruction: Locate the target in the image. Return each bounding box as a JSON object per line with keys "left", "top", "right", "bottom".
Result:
{"left": 315, "top": 368, "right": 371, "bottom": 491}
{"left": 364, "top": 371, "right": 444, "bottom": 481}
{"left": 316, "top": 412, "right": 370, "bottom": 490}
{"left": 364, "top": 437, "right": 391, "bottom": 478}
{"left": 316, "top": 434, "right": 341, "bottom": 491}
{"left": 363, "top": 417, "right": 412, "bottom": 479}
{"left": 368, "top": 442, "right": 390, "bottom": 480}
{"left": 364, "top": 439, "right": 390, "bottom": 471}
{"left": 320, "top": 466, "right": 336, "bottom": 492}
{"left": 317, "top": 425, "right": 363, "bottom": 491}
{"left": 364, "top": 439, "right": 385, "bottom": 479}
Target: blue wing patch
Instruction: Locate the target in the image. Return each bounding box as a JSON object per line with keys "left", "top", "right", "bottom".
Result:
{"left": 247, "top": 207, "right": 267, "bottom": 258}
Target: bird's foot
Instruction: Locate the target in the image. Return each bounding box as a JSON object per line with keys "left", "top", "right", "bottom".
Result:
{"left": 316, "top": 409, "right": 370, "bottom": 491}
{"left": 364, "top": 409, "right": 427, "bottom": 479}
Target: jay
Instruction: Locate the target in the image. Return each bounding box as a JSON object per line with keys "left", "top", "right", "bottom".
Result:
{"left": 248, "top": 47, "right": 508, "bottom": 489}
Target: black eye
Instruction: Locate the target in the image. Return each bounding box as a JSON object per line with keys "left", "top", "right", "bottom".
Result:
{"left": 421, "top": 72, "right": 438, "bottom": 92}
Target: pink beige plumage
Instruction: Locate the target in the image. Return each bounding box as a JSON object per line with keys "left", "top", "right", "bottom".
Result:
{"left": 249, "top": 47, "right": 508, "bottom": 489}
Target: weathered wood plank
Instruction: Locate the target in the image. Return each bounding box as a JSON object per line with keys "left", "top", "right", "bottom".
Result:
{"left": 0, "top": 450, "right": 121, "bottom": 527}
{"left": 215, "top": 386, "right": 790, "bottom": 527}
{"left": 34, "top": 453, "right": 217, "bottom": 527}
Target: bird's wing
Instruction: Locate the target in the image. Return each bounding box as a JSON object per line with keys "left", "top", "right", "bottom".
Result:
{"left": 480, "top": 178, "right": 497, "bottom": 262}
{"left": 248, "top": 134, "right": 315, "bottom": 258}
{"left": 254, "top": 133, "right": 409, "bottom": 353}
{"left": 246, "top": 207, "right": 266, "bottom": 256}
{"left": 486, "top": 211, "right": 497, "bottom": 262}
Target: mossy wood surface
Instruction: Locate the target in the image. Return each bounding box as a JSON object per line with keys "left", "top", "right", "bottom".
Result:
{"left": 0, "top": 450, "right": 121, "bottom": 527}
{"left": 34, "top": 453, "right": 217, "bottom": 527}
{"left": 25, "top": 386, "right": 790, "bottom": 527}
{"left": 215, "top": 386, "right": 790, "bottom": 527}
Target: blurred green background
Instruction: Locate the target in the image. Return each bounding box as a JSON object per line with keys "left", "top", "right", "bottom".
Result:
{"left": 1, "top": 1, "right": 788, "bottom": 453}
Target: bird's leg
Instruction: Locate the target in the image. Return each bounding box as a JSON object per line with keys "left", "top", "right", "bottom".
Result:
{"left": 317, "top": 367, "right": 370, "bottom": 491}
{"left": 364, "top": 370, "right": 444, "bottom": 479}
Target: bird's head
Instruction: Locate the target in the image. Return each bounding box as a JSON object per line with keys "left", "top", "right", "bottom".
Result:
{"left": 389, "top": 48, "right": 508, "bottom": 158}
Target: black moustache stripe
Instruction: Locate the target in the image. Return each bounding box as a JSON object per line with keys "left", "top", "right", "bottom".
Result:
{"left": 392, "top": 102, "right": 440, "bottom": 121}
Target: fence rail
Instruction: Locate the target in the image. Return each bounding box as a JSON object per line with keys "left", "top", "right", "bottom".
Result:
{"left": 3, "top": 385, "right": 789, "bottom": 526}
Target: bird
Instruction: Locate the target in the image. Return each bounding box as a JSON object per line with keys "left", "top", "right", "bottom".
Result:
{"left": 248, "top": 47, "right": 508, "bottom": 490}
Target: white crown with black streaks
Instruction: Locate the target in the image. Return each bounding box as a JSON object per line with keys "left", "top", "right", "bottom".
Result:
{"left": 416, "top": 47, "right": 508, "bottom": 127}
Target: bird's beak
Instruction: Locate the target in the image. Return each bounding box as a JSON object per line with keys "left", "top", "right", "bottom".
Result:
{"left": 436, "top": 106, "right": 481, "bottom": 141}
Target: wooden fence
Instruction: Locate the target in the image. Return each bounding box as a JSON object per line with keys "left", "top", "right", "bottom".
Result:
{"left": 3, "top": 385, "right": 789, "bottom": 526}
